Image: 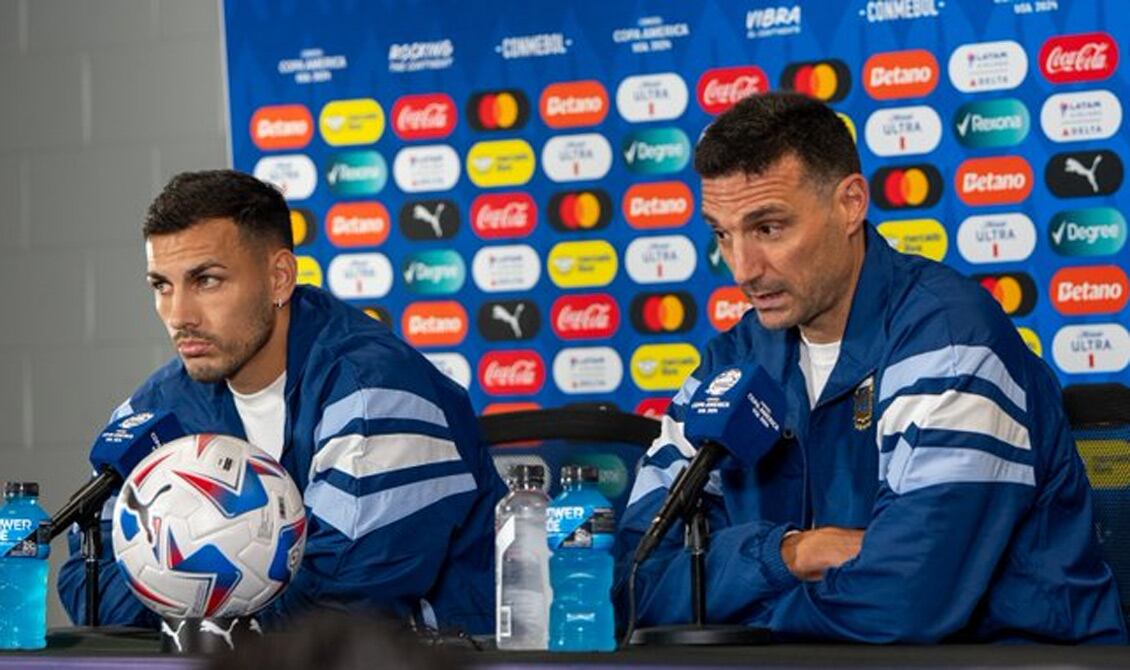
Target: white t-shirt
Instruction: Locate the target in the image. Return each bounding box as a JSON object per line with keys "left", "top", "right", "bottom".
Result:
{"left": 229, "top": 372, "right": 287, "bottom": 461}
{"left": 798, "top": 335, "right": 842, "bottom": 408}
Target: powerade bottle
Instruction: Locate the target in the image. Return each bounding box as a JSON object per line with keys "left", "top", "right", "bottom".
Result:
{"left": 495, "top": 464, "right": 551, "bottom": 650}
{"left": 0, "top": 482, "right": 51, "bottom": 650}
{"left": 545, "top": 465, "right": 615, "bottom": 652}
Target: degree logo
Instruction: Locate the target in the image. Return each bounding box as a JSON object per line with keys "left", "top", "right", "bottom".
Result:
{"left": 1048, "top": 208, "right": 1127, "bottom": 257}
{"left": 876, "top": 219, "right": 947, "bottom": 261}
{"left": 1052, "top": 324, "right": 1130, "bottom": 374}
{"left": 547, "top": 240, "right": 618, "bottom": 288}
{"left": 696, "top": 65, "right": 768, "bottom": 115}
{"left": 551, "top": 293, "right": 620, "bottom": 340}
{"left": 630, "top": 291, "right": 696, "bottom": 334}
{"left": 863, "top": 49, "right": 939, "bottom": 100}
{"left": 391, "top": 93, "right": 457, "bottom": 141}
{"left": 425, "top": 353, "right": 472, "bottom": 390}
{"left": 471, "top": 244, "right": 541, "bottom": 292}
{"left": 956, "top": 213, "right": 1037, "bottom": 264}
{"left": 707, "top": 286, "right": 751, "bottom": 331}
{"left": 401, "top": 250, "right": 466, "bottom": 296}
{"left": 1039, "top": 32, "right": 1118, "bottom": 84}
{"left": 955, "top": 156, "right": 1033, "bottom": 206}
{"left": 540, "top": 133, "right": 613, "bottom": 182}
{"left": 325, "top": 202, "right": 390, "bottom": 248}
{"left": 616, "top": 72, "right": 689, "bottom": 123}
{"left": 630, "top": 343, "right": 701, "bottom": 392}
{"left": 622, "top": 128, "right": 691, "bottom": 175}
{"left": 553, "top": 347, "right": 624, "bottom": 394}
{"left": 401, "top": 301, "right": 468, "bottom": 348}
{"left": 1050, "top": 265, "right": 1129, "bottom": 315}
{"left": 953, "top": 98, "right": 1030, "bottom": 148}
{"left": 327, "top": 253, "right": 393, "bottom": 300}
{"left": 398, "top": 199, "right": 460, "bottom": 241}
{"left": 479, "top": 299, "right": 541, "bottom": 342}
{"left": 869, "top": 164, "right": 943, "bottom": 210}
{"left": 295, "top": 255, "right": 323, "bottom": 288}
{"left": 250, "top": 104, "right": 314, "bottom": 151}
{"left": 472, "top": 192, "right": 537, "bottom": 239}
{"left": 973, "top": 272, "right": 1036, "bottom": 316}
{"left": 539, "top": 80, "right": 609, "bottom": 128}
{"left": 253, "top": 155, "right": 316, "bottom": 201}
{"left": 467, "top": 89, "right": 530, "bottom": 131}
{"left": 947, "top": 40, "right": 1028, "bottom": 93}
{"left": 1045, "top": 150, "right": 1124, "bottom": 198}
{"left": 622, "top": 181, "right": 694, "bottom": 229}
{"left": 466, "top": 139, "right": 536, "bottom": 188}
{"left": 625, "top": 235, "right": 697, "bottom": 284}
{"left": 290, "top": 208, "right": 316, "bottom": 246}
{"left": 780, "top": 59, "right": 851, "bottom": 103}
{"left": 319, "top": 98, "right": 385, "bottom": 146}
{"left": 547, "top": 189, "right": 613, "bottom": 232}
{"left": 478, "top": 350, "right": 546, "bottom": 396}
{"left": 324, "top": 151, "right": 388, "bottom": 197}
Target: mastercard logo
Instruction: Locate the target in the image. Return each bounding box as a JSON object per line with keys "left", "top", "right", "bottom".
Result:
{"left": 290, "top": 208, "right": 315, "bottom": 246}
{"left": 630, "top": 291, "right": 697, "bottom": 334}
{"left": 863, "top": 49, "right": 939, "bottom": 100}
{"left": 324, "top": 202, "right": 390, "bottom": 248}
{"left": 622, "top": 181, "right": 693, "bottom": 229}
{"left": 870, "top": 164, "right": 943, "bottom": 210}
{"left": 401, "top": 301, "right": 468, "bottom": 348}
{"left": 467, "top": 89, "right": 530, "bottom": 131}
{"left": 539, "top": 80, "right": 609, "bottom": 128}
{"left": 547, "top": 189, "right": 613, "bottom": 232}
{"left": 250, "top": 104, "right": 314, "bottom": 151}
{"left": 707, "top": 286, "right": 752, "bottom": 331}
{"left": 974, "top": 272, "right": 1037, "bottom": 316}
{"left": 780, "top": 60, "right": 851, "bottom": 103}
{"left": 295, "top": 255, "right": 323, "bottom": 288}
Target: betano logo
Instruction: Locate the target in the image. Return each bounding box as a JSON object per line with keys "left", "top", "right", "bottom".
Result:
{"left": 953, "top": 98, "right": 1030, "bottom": 148}
{"left": 947, "top": 40, "right": 1028, "bottom": 93}
{"left": 1052, "top": 324, "right": 1130, "bottom": 374}
{"left": 625, "top": 235, "right": 696, "bottom": 283}
{"left": 324, "top": 151, "right": 388, "bottom": 197}
{"left": 319, "top": 98, "right": 385, "bottom": 146}
{"left": 622, "top": 127, "right": 691, "bottom": 175}
{"left": 547, "top": 189, "right": 612, "bottom": 232}
{"left": 325, "top": 202, "right": 390, "bottom": 248}
{"left": 956, "top": 213, "right": 1036, "bottom": 264}
{"left": 466, "top": 139, "right": 536, "bottom": 188}
{"left": 974, "top": 272, "right": 1036, "bottom": 317}
{"left": 781, "top": 59, "right": 851, "bottom": 102}
{"left": 327, "top": 253, "right": 392, "bottom": 300}
{"left": 696, "top": 65, "right": 768, "bottom": 115}
{"left": 391, "top": 93, "right": 457, "bottom": 141}
{"left": 870, "top": 164, "right": 943, "bottom": 210}
{"left": 1045, "top": 149, "right": 1124, "bottom": 198}
{"left": 863, "top": 49, "right": 939, "bottom": 100}
{"left": 1050, "top": 266, "right": 1128, "bottom": 315}
{"left": 471, "top": 192, "right": 537, "bottom": 239}
{"left": 471, "top": 244, "right": 541, "bottom": 292}
{"left": 622, "top": 181, "right": 693, "bottom": 229}
{"left": 616, "top": 72, "right": 689, "bottom": 122}
{"left": 547, "top": 240, "right": 618, "bottom": 288}
{"left": 541, "top": 133, "right": 613, "bottom": 182}
{"left": 401, "top": 250, "right": 466, "bottom": 295}
{"left": 630, "top": 343, "right": 700, "bottom": 391}
{"left": 708, "top": 286, "right": 751, "bottom": 331}
{"left": 401, "top": 301, "right": 468, "bottom": 348}
{"left": 630, "top": 291, "right": 696, "bottom": 334}
{"left": 250, "top": 104, "right": 313, "bottom": 150}
{"left": 877, "top": 219, "right": 947, "bottom": 261}
{"left": 467, "top": 89, "right": 530, "bottom": 131}
{"left": 478, "top": 350, "right": 545, "bottom": 396}
{"left": 296, "top": 256, "right": 323, "bottom": 288}
{"left": 551, "top": 293, "right": 620, "bottom": 340}
{"left": 863, "top": 106, "right": 942, "bottom": 157}
{"left": 552, "top": 347, "right": 623, "bottom": 394}
{"left": 290, "top": 208, "right": 315, "bottom": 246}
{"left": 1048, "top": 208, "right": 1127, "bottom": 257}
{"left": 1039, "top": 32, "right": 1118, "bottom": 84}
{"left": 955, "top": 156, "right": 1033, "bottom": 206}
{"left": 539, "top": 80, "right": 609, "bottom": 128}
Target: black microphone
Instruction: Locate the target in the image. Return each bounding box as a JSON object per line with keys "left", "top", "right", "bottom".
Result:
{"left": 633, "top": 363, "right": 786, "bottom": 564}
{"left": 49, "top": 411, "right": 185, "bottom": 539}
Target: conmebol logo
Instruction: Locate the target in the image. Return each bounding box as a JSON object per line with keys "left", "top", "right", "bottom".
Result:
{"left": 1050, "top": 265, "right": 1129, "bottom": 315}
{"left": 1039, "top": 32, "right": 1118, "bottom": 84}
{"left": 478, "top": 350, "right": 545, "bottom": 396}
{"left": 696, "top": 66, "right": 768, "bottom": 115}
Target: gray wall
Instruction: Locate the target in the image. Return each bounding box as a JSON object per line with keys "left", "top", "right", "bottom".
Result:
{"left": 0, "top": 0, "right": 227, "bottom": 627}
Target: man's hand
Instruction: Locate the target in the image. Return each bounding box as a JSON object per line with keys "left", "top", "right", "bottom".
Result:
{"left": 780, "top": 527, "right": 864, "bottom": 581}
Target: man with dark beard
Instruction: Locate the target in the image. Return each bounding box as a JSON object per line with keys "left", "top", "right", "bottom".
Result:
{"left": 58, "top": 170, "right": 506, "bottom": 635}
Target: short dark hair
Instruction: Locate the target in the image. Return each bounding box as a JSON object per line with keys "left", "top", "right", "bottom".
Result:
{"left": 694, "top": 92, "right": 861, "bottom": 186}
{"left": 144, "top": 170, "right": 293, "bottom": 250}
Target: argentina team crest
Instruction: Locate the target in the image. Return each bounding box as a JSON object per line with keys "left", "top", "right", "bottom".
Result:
{"left": 853, "top": 376, "right": 874, "bottom": 431}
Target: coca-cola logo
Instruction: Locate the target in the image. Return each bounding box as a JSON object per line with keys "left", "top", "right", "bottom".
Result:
{"left": 471, "top": 192, "right": 537, "bottom": 239}
{"left": 391, "top": 93, "right": 458, "bottom": 140}
{"left": 478, "top": 351, "right": 545, "bottom": 395}
{"left": 1040, "top": 32, "right": 1118, "bottom": 84}
{"left": 550, "top": 293, "right": 620, "bottom": 340}
{"left": 696, "top": 66, "right": 768, "bottom": 115}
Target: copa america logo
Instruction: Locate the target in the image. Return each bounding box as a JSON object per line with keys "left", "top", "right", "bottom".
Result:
{"left": 706, "top": 368, "right": 742, "bottom": 396}
{"left": 119, "top": 412, "right": 154, "bottom": 430}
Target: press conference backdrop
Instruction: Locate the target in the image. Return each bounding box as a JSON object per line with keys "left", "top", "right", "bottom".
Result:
{"left": 222, "top": 0, "right": 1129, "bottom": 417}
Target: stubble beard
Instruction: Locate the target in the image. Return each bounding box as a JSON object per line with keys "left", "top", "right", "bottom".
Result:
{"left": 179, "top": 299, "right": 276, "bottom": 384}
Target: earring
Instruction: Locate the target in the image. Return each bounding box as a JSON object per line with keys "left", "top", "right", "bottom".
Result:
{"left": 275, "top": 299, "right": 284, "bottom": 309}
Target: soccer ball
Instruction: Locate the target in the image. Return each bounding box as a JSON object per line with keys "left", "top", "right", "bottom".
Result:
{"left": 111, "top": 434, "right": 306, "bottom": 619}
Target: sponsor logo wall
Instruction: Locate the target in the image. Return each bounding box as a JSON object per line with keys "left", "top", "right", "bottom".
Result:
{"left": 225, "top": 0, "right": 1129, "bottom": 416}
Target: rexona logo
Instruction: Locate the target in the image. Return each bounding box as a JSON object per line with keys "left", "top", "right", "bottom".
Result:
{"left": 296, "top": 255, "right": 323, "bottom": 288}
{"left": 253, "top": 155, "right": 316, "bottom": 201}
{"left": 425, "top": 353, "right": 471, "bottom": 390}
{"left": 478, "top": 350, "right": 545, "bottom": 396}
{"left": 622, "top": 181, "right": 693, "bottom": 229}
{"left": 539, "top": 80, "right": 609, "bottom": 128}
{"left": 955, "top": 156, "right": 1033, "bottom": 206}
{"left": 466, "top": 139, "right": 536, "bottom": 188}
{"left": 553, "top": 347, "right": 623, "bottom": 394}
{"left": 974, "top": 272, "right": 1037, "bottom": 317}
{"left": 327, "top": 253, "right": 392, "bottom": 300}
{"left": 780, "top": 59, "right": 851, "bottom": 103}
{"left": 541, "top": 133, "right": 613, "bottom": 182}
{"left": 1045, "top": 150, "right": 1124, "bottom": 198}
{"left": 291, "top": 208, "right": 316, "bottom": 246}
{"left": 876, "top": 219, "right": 947, "bottom": 261}
{"left": 391, "top": 93, "right": 457, "bottom": 141}
{"left": 551, "top": 293, "right": 620, "bottom": 340}
{"left": 392, "top": 144, "right": 460, "bottom": 193}
{"left": 1039, "top": 32, "right": 1118, "bottom": 84}
{"left": 625, "top": 235, "right": 696, "bottom": 284}
{"left": 870, "top": 164, "right": 943, "bottom": 210}
{"left": 401, "top": 301, "right": 468, "bottom": 348}
{"left": 1050, "top": 266, "right": 1129, "bottom": 315}
{"left": 325, "top": 151, "right": 388, "bottom": 197}
{"left": 319, "top": 98, "right": 385, "bottom": 146}
{"left": 548, "top": 189, "right": 613, "bottom": 232}
{"left": 948, "top": 40, "right": 1028, "bottom": 93}
{"left": 696, "top": 66, "right": 768, "bottom": 115}
{"left": 398, "top": 199, "right": 460, "bottom": 241}
{"left": 863, "top": 49, "right": 939, "bottom": 100}
{"left": 1048, "top": 208, "right": 1127, "bottom": 257}
{"left": 957, "top": 213, "right": 1037, "bottom": 264}
{"left": 708, "top": 286, "right": 752, "bottom": 331}
{"left": 547, "top": 240, "right": 618, "bottom": 288}
{"left": 630, "top": 291, "right": 696, "bottom": 334}
{"left": 467, "top": 89, "right": 530, "bottom": 131}
{"left": 401, "top": 250, "right": 466, "bottom": 295}
{"left": 630, "top": 343, "right": 701, "bottom": 392}
{"left": 1052, "top": 324, "right": 1130, "bottom": 374}
{"left": 471, "top": 244, "right": 541, "bottom": 292}
{"left": 479, "top": 299, "right": 541, "bottom": 341}
{"left": 863, "top": 106, "right": 942, "bottom": 157}
{"left": 616, "top": 72, "right": 689, "bottom": 123}
{"left": 251, "top": 104, "right": 313, "bottom": 150}
{"left": 622, "top": 128, "right": 691, "bottom": 175}
{"left": 953, "top": 98, "right": 1030, "bottom": 148}
{"left": 1040, "top": 90, "right": 1122, "bottom": 143}
{"left": 471, "top": 192, "right": 537, "bottom": 239}
{"left": 325, "top": 202, "right": 390, "bottom": 248}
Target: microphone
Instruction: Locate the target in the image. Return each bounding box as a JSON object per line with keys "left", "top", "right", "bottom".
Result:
{"left": 49, "top": 411, "right": 185, "bottom": 539}
{"left": 632, "top": 363, "right": 786, "bottom": 564}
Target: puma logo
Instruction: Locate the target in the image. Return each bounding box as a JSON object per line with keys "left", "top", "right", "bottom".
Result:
{"left": 412, "top": 202, "right": 446, "bottom": 238}
{"left": 161, "top": 619, "right": 187, "bottom": 653}
{"left": 491, "top": 303, "right": 525, "bottom": 337}
{"left": 122, "top": 483, "right": 172, "bottom": 544}
{"left": 1064, "top": 155, "right": 1103, "bottom": 193}
{"left": 199, "top": 619, "right": 239, "bottom": 650}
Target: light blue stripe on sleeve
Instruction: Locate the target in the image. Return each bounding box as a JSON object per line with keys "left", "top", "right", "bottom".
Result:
{"left": 306, "top": 472, "right": 476, "bottom": 540}
{"left": 109, "top": 399, "right": 134, "bottom": 422}
{"left": 628, "top": 458, "right": 688, "bottom": 507}
{"left": 672, "top": 376, "right": 702, "bottom": 407}
{"left": 314, "top": 388, "right": 449, "bottom": 444}
{"left": 879, "top": 345, "right": 1026, "bottom": 411}
{"left": 884, "top": 439, "right": 1035, "bottom": 495}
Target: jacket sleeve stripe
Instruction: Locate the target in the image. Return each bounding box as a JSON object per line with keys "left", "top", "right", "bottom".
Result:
{"left": 310, "top": 433, "right": 462, "bottom": 480}
{"left": 314, "top": 388, "right": 449, "bottom": 444}
{"left": 671, "top": 376, "right": 702, "bottom": 407}
{"left": 879, "top": 345, "right": 1026, "bottom": 412}
{"left": 628, "top": 458, "right": 689, "bottom": 507}
{"left": 110, "top": 399, "right": 134, "bottom": 422}
{"left": 882, "top": 437, "right": 1035, "bottom": 494}
{"left": 878, "top": 390, "right": 1031, "bottom": 452}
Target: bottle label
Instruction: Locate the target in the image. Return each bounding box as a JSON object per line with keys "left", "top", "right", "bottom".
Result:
{"left": 546, "top": 505, "right": 614, "bottom": 550}
{"left": 0, "top": 517, "right": 39, "bottom": 558}
{"left": 495, "top": 515, "right": 516, "bottom": 639}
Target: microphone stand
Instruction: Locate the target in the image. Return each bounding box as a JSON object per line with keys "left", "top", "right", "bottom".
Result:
{"left": 80, "top": 508, "right": 102, "bottom": 627}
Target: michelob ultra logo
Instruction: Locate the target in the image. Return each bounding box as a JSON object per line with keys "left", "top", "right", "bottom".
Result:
{"left": 471, "top": 244, "right": 541, "bottom": 292}
{"left": 251, "top": 104, "right": 314, "bottom": 150}
{"left": 327, "top": 253, "right": 393, "bottom": 299}
{"left": 1052, "top": 324, "right": 1130, "bottom": 374}
{"left": 548, "top": 189, "right": 613, "bottom": 232}
{"left": 630, "top": 291, "right": 696, "bottom": 334}
{"left": 551, "top": 293, "right": 620, "bottom": 340}
{"left": 291, "top": 208, "right": 316, "bottom": 246}
{"left": 472, "top": 192, "right": 537, "bottom": 239}
{"left": 696, "top": 65, "right": 768, "bottom": 115}
{"left": 401, "top": 249, "right": 466, "bottom": 295}
{"left": 296, "top": 255, "right": 323, "bottom": 287}
{"left": 956, "top": 213, "right": 1036, "bottom": 264}
{"left": 1039, "top": 32, "right": 1118, "bottom": 84}
{"left": 622, "top": 128, "right": 691, "bottom": 175}
{"left": 547, "top": 240, "right": 618, "bottom": 288}
{"left": 953, "top": 98, "right": 1030, "bottom": 148}
{"left": 708, "top": 286, "right": 751, "bottom": 331}
{"left": 622, "top": 181, "right": 693, "bottom": 229}
{"left": 541, "top": 133, "right": 613, "bottom": 182}
{"left": 552, "top": 346, "right": 624, "bottom": 394}
{"left": 863, "top": 49, "right": 939, "bottom": 100}
{"left": 325, "top": 151, "right": 388, "bottom": 196}
{"left": 630, "top": 343, "right": 701, "bottom": 392}
{"left": 1050, "top": 265, "right": 1129, "bottom": 315}
{"left": 319, "top": 98, "right": 385, "bottom": 146}
{"left": 539, "top": 80, "right": 609, "bottom": 128}
{"left": 1045, "top": 149, "right": 1124, "bottom": 198}
{"left": 1040, "top": 90, "right": 1122, "bottom": 143}
{"left": 876, "top": 219, "right": 947, "bottom": 262}
{"left": 1048, "top": 208, "right": 1127, "bottom": 257}
{"left": 870, "top": 164, "right": 942, "bottom": 210}
{"left": 1017, "top": 327, "right": 1043, "bottom": 358}
{"left": 616, "top": 72, "right": 689, "bottom": 122}
{"left": 253, "top": 155, "right": 316, "bottom": 201}
{"left": 391, "top": 93, "right": 457, "bottom": 140}
{"left": 478, "top": 350, "right": 545, "bottom": 396}
{"left": 947, "top": 40, "right": 1028, "bottom": 93}
{"left": 863, "top": 106, "right": 942, "bottom": 157}
{"left": 780, "top": 59, "right": 851, "bottom": 103}
{"left": 392, "top": 144, "right": 460, "bottom": 193}
{"left": 401, "top": 301, "right": 468, "bottom": 348}
{"left": 398, "top": 199, "right": 460, "bottom": 241}
{"left": 974, "top": 272, "right": 1037, "bottom": 317}
{"left": 478, "top": 299, "right": 541, "bottom": 342}
{"left": 625, "top": 235, "right": 697, "bottom": 283}
{"left": 955, "top": 156, "right": 1033, "bottom": 206}
{"left": 325, "top": 202, "right": 390, "bottom": 248}
{"left": 467, "top": 89, "right": 530, "bottom": 131}
{"left": 426, "top": 353, "right": 472, "bottom": 390}
{"left": 466, "top": 139, "right": 536, "bottom": 187}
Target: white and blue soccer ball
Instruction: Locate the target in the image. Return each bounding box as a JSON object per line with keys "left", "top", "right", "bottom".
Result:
{"left": 111, "top": 434, "right": 306, "bottom": 619}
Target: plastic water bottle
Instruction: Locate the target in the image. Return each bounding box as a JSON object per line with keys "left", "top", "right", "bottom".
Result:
{"left": 495, "top": 464, "right": 551, "bottom": 650}
{"left": 0, "top": 482, "right": 51, "bottom": 650}
{"left": 546, "top": 465, "right": 615, "bottom": 652}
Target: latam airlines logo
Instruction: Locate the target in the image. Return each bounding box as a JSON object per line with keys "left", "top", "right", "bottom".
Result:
{"left": 250, "top": 105, "right": 313, "bottom": 150}
{"left": 955, "top": 156, "right": 1033, "bottom": 206}
{"left": 974, "top": 272, "right": 1037, "bottom": 317}
{"left": 471, "top": 245, "right": 541, "bottom": 292}
{"left": 319, "top": 98, "right": 385, "bottom": 146}
{"left": 696, "top": 66, "right": 768, "bottom": 115}
{"left": 471, "top": 192, "right": 536, "bottom": 239}
{"left": 1052, "top": 324, "right": 1130, "bottom": 374}
{"left": 948, "top": 40, "right": 1028, "bottom": 93}
{"left": 391, "top": 93, "right": 457, "bottom": 140}
{"left": 1049, "top": 266, "right": 1128, "bottom": 315}
{"left": 616, "top": 73, "right": 689, "bottom": 122}
{"left": 1039, "top": 32, "right": 1118, "bottom": 84}
{"left": 864, "top": 106, "right": 942, "bottom": 157}
{"left": 551, "top": 294, "right": 620, "bottom": 340}
{"left": 870, "top": 164, "right": 943, "bottom": 210}
{"left": 401, "top": 301, "right": 468, "bottom": 348}
{"left": 547, "top": 241, "right": 618, "bottom": 288}
{"left": 478, "top": 351, "right": 545, "bottom": 396}
{"left": 1045, "top": 150, "right": 1123, "bottom": 198}
{"left": 863, "top": 49, "right": 939, "bottom": 100}
{"left": 467, "top": 90, "right": 530, "bottom": 131}
{"left": 877, "top": 219, "right": 947, "bottom": 262}
{"left": 401, "top": 250, "right": 466, "bottom": 295}
{"left": 1048, "top": 208, "right": 1127, "bottom": 257}
{"left": 327, "top": 253, "right": 392, "bottom": 300}
{"left": 548, "top": 190, "right": 613, "bottom": 232}
{"left": 953, "top": 99, "right": 1030, "bottom": 148}
{"left": 780, "top": 60, "right": 851, "bottom": 102}
{"left": 325, "top": 202, "right": 390, "bottom": 248}
{"left": 253, "top": 155, "right": 316, "bottom": 201}
{"left": 708, "top": 287, "right": 751, "bottom": 331}
{"left": 478, "top": 299, "right": 541, "bottom": 342}
{"left": 392, "top": 145, "right": 460, "bottom": 193}
{"left": 398, "top": 199, "right": 460, "bottom": 241}
{"left": 957, "top": 214, "right": 1037, "bottom": 264}
{"left": 539, "top": 81, "right": 609, "bottom": 128}
{"left": 622, "top": 181, "right": 693, "bottom": 229}
{"left": 630, "top": 292, "right": 696, "bottom": 334}
{"left": 466, "top": 139, "right": 536, "bottom": 188}
{"left": 630, "top": 343, "right": 700, "bottom": 392}
{"left": 622, "top": 128, "right": 691, "bottom": 174}
{"left": 425, "top": 353, "right": 470, "bottom": 389}
{"left": 325, "top": 151, "right": 388, "bottom": 197}
{"left": 541, "top": 133, "right": 613, "bottom": 182}
{"left": 1040, "top": 90, "right": 1122, "bottom": 143}
{"left": 625, "top": 235, "right": 696, "bottom": 284}
{"left": 553, "top": 347, "right": 623, "bottom": 394}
